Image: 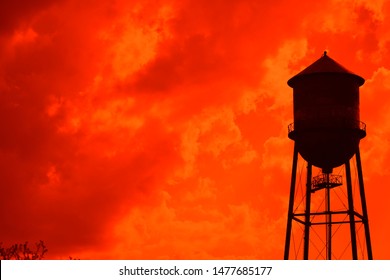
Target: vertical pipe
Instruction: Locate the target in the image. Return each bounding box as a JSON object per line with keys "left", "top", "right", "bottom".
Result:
{"left": 284, "top": 144, "right": 299, "bottom": 260}
{"left": 326, "top": 173, "right": 332, "bottom": 260}
{"left": 345, "top": 160, "right": 358, "bottom": 259}
{"left": 303, "top": 163, "right": 312, "bottom": 259}
{"left": 356, "top": 149, "right": 373, "bottom": 259}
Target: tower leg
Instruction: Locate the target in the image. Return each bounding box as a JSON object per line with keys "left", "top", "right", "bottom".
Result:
{"left": 325, "top": 173, "right": 332, "bottom": 260}
{"left": 303, "top": 163, "right": 312, "bottom": 259}
{"left": 356, "top": 149, "right": 373, "bottom": 259}
{"left": 345, "top": 160, "right": 358, "bottom": 259}
{"left": 284, "top": 144, "right": 298, "bottom": 260}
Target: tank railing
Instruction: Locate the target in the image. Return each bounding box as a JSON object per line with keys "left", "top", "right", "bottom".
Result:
{"left": 288, "top": 119, "right": 366, "bottom": 134}
{"left": 288, "top": 123, "right": 294, "bottom": 134}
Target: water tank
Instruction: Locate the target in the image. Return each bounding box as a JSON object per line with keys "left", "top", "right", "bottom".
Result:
{"left": 287, "top": 52, "right": 366, "bottom": 173}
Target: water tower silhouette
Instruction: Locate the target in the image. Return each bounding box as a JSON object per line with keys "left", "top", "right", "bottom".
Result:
{"left": 284, "top": 52, "right": 373, "bottom": 260}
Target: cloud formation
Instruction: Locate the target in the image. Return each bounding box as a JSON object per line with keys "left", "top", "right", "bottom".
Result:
{"left": 1, "top": 0, "right": 390, "bottom": 259}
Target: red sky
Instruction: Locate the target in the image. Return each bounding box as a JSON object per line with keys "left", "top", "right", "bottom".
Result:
{"left": 1, "top": 0, "right": 390, "bottom": 259}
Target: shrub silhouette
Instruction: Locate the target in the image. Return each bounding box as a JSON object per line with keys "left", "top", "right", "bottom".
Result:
{"left": 0, "top": 240, "right": 47, "bottom": 260}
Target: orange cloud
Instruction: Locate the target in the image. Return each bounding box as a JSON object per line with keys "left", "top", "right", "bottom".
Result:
{"left": 1, "top": 0, "right": 390, "bottom": 260}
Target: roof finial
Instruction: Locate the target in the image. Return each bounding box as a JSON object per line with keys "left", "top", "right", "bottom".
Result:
{"left": 323, "top": 50, "right": 328, "bottom": 56}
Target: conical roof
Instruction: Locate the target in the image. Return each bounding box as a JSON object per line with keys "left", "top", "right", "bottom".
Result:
{"left": 287, "top": 52, "right": 365, "bottom": 87}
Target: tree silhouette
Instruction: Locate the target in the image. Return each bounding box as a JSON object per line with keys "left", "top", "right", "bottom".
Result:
{"left": 0, "top": 240, "right": 48, "bottom": 260}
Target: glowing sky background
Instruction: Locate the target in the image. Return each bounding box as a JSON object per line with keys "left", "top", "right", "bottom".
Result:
{"left": 1, "top": 0, "right": 390, "bottom": 259}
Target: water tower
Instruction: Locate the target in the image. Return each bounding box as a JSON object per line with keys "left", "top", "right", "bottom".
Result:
{"left": 284, "top": 52, "right": 373, "bottom": 260}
